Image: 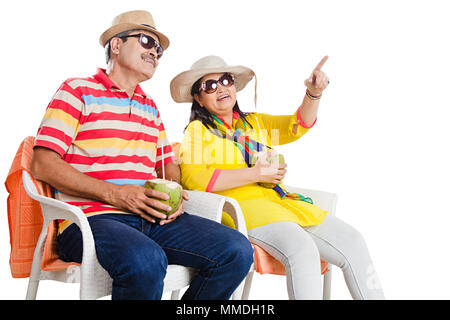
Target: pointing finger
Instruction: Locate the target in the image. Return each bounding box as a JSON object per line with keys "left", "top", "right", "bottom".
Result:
{"left": 314, "top": 56, "right": 329, "bottom": 71}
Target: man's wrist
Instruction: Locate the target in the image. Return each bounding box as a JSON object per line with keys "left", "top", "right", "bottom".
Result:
{"left": 102, "top": 182, "right": 119, "bottom": 206}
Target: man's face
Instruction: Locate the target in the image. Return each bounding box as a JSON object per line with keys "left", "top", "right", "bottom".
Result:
{"left": 114, "top": 30, "right": 161, "bottom": 81}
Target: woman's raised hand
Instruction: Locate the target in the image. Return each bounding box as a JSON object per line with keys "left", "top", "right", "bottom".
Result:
{"left": 304, "top": 56, "right": 330, "bottom": 96}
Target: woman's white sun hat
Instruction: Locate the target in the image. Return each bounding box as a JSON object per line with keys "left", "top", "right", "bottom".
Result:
{"left": 170, "top": 55, "right": 268, "bottom": 147}
{"left": 170, "top": 55, "right": 255, "bottom": 103}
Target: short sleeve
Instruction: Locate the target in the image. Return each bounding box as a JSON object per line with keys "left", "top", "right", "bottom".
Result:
{"left": 34, "top": 81, "right": 84, "bottom": 157}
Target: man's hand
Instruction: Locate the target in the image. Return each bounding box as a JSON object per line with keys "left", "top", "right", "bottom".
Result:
{"left": 159, "top": 190, "right": 189, "bottom": 225}
{"left": 31, "top": 147, "right": 186, "bottom": 224}
{"left": 108, "top": 184, "right": 173, "bottom": 223}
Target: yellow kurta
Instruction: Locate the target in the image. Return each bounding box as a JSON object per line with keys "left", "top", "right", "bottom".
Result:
{"left": 179, "top": 112, "right": 328, "bottom": 230}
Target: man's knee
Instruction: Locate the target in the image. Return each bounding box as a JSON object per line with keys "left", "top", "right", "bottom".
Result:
{"left": 112, "top": 242, "right": 168, "bottom": 283}
{"left": 221, "top": 230, "right": 254, "bottom": 275}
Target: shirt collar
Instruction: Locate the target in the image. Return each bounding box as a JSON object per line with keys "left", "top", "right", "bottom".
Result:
{"left": 93, "top": 68, "right": 147, "bottom": 98}
{"left": 214, "top": 111, "right": 241, "bottom": 130}
{"left": 231, "top": 111, "right": 240, "bottom": 128}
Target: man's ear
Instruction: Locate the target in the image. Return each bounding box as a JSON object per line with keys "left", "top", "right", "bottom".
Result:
{"left": 110, "top": 37, "right": 121, "bottom": 55}
{"left": 193, "top": 93, "right": 203, "bottom": 107}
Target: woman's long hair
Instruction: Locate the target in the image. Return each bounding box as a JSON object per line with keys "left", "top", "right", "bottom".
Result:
{"left": 185, "top": 77, "right": 253, "bottom": 132}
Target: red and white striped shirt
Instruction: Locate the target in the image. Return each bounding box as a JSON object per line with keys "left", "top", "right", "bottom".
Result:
{"left": 34, "top": 68, "right": 175, "bottom": 231}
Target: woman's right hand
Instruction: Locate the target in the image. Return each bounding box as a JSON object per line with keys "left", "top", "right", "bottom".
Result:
{"left": 251, "top": 152, "right": 287, "bottom": 185}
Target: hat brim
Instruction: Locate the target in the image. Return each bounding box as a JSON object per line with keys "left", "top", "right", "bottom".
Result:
{"left": 170, "top": 66, "right": 255, "bottom": 103}
{"left": 99, "top": 23, "right": 170, "bottom": 50}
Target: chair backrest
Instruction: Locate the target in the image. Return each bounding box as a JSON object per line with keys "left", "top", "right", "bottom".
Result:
{"left": 22, "top": 170, "right": 39, "bottom": 197}
{"left": 5, "top": 137, "right": 76, "bottom": 278}
{"left": 5, "top": 137, "right": 46, "bottom": 277}
{"left": 171, "top": 142, "right": 181, "bottom": 160}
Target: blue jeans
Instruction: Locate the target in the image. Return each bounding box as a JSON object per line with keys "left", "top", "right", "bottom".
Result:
{"left": 57, "top": 213, "right": 253, "bottom": 300}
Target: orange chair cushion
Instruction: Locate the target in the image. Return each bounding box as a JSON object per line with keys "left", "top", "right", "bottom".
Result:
{"left": 252, "top": 243, "right": 329, "bottom": 276}
{"left": 171, "top": 142, "right": 181, "bottom": 160}
{"left": 5, "top": 136, "right": 78, "bottom": 278}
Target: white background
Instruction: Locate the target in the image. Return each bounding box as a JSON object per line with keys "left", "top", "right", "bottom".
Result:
{"left": 1, "top": 0, "right": 449, "bottom": 300}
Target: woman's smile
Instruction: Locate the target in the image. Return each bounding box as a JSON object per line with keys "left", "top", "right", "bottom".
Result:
{"left": 217, "top": 93, "right": 230, "bottom": 102}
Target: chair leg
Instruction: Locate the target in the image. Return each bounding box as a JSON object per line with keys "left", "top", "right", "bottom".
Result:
{"left": 171, "top": 290, "right": 181, "bottom": 300}
{"left": 231, "top": 281, "right": 244, "bottom": 300}
{"left": 241, "top": 270, "right": 254, "bottom": 300}
{"left": 25, "top": 279, "right": 40, "bottom": 300}
{"left": 322, "top": 265, "right": 332, "bottom": 300}
{"left": 232, "top": 267, "right": 255, "bottom": 300}
{"left": 26, "top": 222, "right": 49, "bottom": 300}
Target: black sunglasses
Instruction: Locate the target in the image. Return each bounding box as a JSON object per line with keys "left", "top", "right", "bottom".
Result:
{"left": 200, "top": 73, "right": 235, "bottom": 94}
{"left": 120, "top": 33, "right": 164, "bottom": 59}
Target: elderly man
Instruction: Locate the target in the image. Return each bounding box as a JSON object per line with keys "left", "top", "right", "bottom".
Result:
{"left": 30, "top": 10, "right": 253, "bottom": 300}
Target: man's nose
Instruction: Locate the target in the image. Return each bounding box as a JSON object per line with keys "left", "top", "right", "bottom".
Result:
{"left": 147, "top": 49, "right": 157, "bottom": 59}
{"left": 143, "top": 43, "right": 158, "bottom": 59}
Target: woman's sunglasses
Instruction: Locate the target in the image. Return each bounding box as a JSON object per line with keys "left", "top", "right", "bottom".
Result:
{"left": 120, "top": 33, "right": 164, "bottom": 59}
{"left": 200, "top": 73, "right": 235, "bottom": 94}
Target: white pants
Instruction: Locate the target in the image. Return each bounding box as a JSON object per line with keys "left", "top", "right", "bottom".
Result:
{"left": 247, "top": 215, "right": 385, "bottom": 300}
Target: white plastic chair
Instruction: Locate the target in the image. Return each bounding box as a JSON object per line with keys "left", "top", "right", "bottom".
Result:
{"left": 240, "top": 185, "right": 338, "bottom": 300}
{"left": 22, "top": 170, "right": 249, "bottom": 300}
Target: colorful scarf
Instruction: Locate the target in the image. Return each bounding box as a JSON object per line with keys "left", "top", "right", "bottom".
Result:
{"left": 210, "top": 113, "right": 313, "bottom": 204}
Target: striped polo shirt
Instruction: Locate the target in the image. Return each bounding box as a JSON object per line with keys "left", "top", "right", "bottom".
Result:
{"left": 34, "top": 68, "right": 175, "bottom": 231}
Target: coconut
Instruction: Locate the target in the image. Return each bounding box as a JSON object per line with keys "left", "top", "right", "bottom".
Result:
{"left": 144, "top": 179, "right": 183, "bottom": 216}
{"left": 254, "top": 152, "right": 286, "bottom": 189}
{"left": 266, "top": 153, "right": 285, "bottom": 166}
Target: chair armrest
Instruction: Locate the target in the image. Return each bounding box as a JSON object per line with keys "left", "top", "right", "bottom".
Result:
{"left": 184, "top": 190, "right": 248, "bottom": 238}
{"left": 222, "top": 197, "right": 248, "bottom": 237}
{"left": 284, "top": 184, "right": 338, "bottom": 216}
{"left": 22, "top": 171, "right": 98, "bottom": 275}
{"left": 22, "top": 171, "right": 91, "bottom": 227}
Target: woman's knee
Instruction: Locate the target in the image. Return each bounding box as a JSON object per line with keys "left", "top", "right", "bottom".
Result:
{"left": 249, "top": 221, "right": 320, "bottom": 268}
{"left": 328, "top": 218, "right": 369, "bottom": 257}
{"left": 346, "top": 226, "right": 369, "bottom": 253}
{"left": 308, "top": 215, "right": 371, "bottom": 270}
{"left": 284, "top": 232, "right": 321, "bottom": 268}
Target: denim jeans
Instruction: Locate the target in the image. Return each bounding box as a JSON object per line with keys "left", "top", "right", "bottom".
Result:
{"left": 57, "top": 213, "right": 253, "bottom": 300}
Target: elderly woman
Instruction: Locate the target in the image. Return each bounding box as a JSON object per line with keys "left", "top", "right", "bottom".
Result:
{"left": 170, "top": 55, "right": 384, "bottom": 300}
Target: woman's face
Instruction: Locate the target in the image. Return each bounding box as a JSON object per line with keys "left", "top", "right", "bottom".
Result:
{"left": 194, "top": 73, "right": 237, "bottom": 118}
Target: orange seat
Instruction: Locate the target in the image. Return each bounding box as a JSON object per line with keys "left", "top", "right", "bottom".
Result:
{"left": 252, "top": 243, "right": 329, "bottom": 276}
{"left": 5, "top": 136, "right": 78, "bottom": 278}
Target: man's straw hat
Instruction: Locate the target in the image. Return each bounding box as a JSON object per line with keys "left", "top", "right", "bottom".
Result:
{"left": 99, "top": 10, "right": 170, "bottom": 50}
